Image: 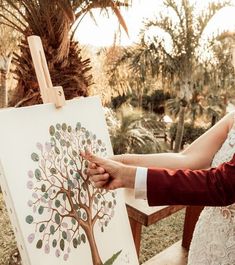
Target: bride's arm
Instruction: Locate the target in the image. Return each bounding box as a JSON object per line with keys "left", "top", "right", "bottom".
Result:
{"left": 113, "top": 112, "right": 235, "bottom": 170}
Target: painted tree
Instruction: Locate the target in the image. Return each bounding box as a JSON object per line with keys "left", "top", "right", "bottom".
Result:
{"left": 25, "top": 122, "right": 119, "bottom": 265}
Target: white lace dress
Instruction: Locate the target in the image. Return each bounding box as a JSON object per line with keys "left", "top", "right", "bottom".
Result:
{"left": 188, "top": 126, "right": 235, "bottom": 265}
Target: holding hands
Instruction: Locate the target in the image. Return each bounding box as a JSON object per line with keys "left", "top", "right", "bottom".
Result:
{"left": 80, "top": 150, "right": 136, "bottom": 190}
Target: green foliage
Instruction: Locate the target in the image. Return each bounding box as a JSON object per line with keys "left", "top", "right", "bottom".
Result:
{"left": 103, "top": 250, "right": 122, "bottom": 265}
{"left": 111, "top": 89, "right": 171, "bottom": 115}
{"left": 105, "top": 106, "right": 165, "bottom": 154}
{"left": 111, "top": 94, "right": 130, "bottom": 109}
{"left": 169, "top": 122, "right": 208, "bottom": 148}
{"left": 142, "top": 90, "right": 171, "bottom": 114}
{"left": 107, "top": 0, "right": 230, "bottom": 151}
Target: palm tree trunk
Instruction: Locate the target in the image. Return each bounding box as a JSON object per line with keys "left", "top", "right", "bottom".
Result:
{"left": 174, "top": 105, "right": 186, "bottom": 152}
{"left": 0, "top": 69, "right": 7, "bottom": 108}
{"left": 191, "top": 109, "right": 196, "bottom": 126}
{"left": 0, "top": 68, "right": 7, "bottom": 193}
{"left": 211, "top": 114, "right": 217, "bottom": 127}
{"left": 0, "top": 55, "right": 12, "bottom": 108}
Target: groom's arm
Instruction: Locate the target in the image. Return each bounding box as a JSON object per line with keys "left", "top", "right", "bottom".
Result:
{"left": 146, "top": 154, "right": 235, "bottom": 206}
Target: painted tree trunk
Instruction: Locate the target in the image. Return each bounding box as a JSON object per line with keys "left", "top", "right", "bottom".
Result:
{"left": 0, "top": 69, "right": 7, "bottom": 108}
{"left": 174, "top": 105, "right": 186, "bottom": 152}
{"left": 85, "top": 226, "right": 103, "bottom": 265}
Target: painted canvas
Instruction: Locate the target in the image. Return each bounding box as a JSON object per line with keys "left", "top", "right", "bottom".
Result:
{"left": 0, "top": 96, "right": 139, "bottom": 265}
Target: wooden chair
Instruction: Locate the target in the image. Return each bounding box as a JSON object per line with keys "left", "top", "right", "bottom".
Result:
{"left": 124, "top": 189, "right": 203, "bottom": 265}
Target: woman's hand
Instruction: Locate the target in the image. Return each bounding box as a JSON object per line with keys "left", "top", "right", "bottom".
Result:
{"left": 80, "top": 150, "right": 136, "bottom": 190}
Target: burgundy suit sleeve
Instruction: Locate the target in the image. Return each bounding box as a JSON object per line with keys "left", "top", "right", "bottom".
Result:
{"left": 147, "top": 154, "right": 235, "bottom": 206}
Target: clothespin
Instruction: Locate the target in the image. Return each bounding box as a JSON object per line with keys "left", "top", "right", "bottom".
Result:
{"left": 27, "top": 35, "right": 66, "bottom": 108}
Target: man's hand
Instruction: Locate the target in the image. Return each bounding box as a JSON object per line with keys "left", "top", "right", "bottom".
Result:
{"left": 80, "top": 150, "right": 136, "bottom": 190}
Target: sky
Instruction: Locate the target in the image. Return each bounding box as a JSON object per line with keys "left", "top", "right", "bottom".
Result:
{"left": 75, "top": 0, "right": 235, "bottom": 47}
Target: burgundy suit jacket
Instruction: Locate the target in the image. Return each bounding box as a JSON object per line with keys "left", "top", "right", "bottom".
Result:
{"left": 147, "top": 154, "right": 235, "bottom": 206}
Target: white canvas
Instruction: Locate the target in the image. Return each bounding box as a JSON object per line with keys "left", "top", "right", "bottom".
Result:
{"left": 0, "top": 96, "right": 139, "bottom": 265}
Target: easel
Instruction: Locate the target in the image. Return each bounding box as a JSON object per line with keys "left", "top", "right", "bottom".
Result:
{"left": 27, "top": 35, "right": 66, "bottom": 107}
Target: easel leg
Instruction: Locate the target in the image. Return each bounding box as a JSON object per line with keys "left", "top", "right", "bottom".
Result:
{"left": 129, "top": 217, "right": 142, "bottom": 257}
{"left": 182, "top": 206, "right": 204, "bottom": 250}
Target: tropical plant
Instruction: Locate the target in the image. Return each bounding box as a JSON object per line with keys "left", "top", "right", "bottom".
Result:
{"left": 147, "top": 0, "right": 233, "bottom": 151}
{"left": 0, "top": 0, "right": 130, "bottom": 107}
{"left": 205, "top": 32, "right": 235, "bottom": 118}
{"left": 113, "top": 0, "right": 231, "bottom": 152}
{"left": 141, "top": 89, "right": 171, "bottom": 116}
{"left": 169, "top": 122, "right": 208, "bottom": 150}
{"left": 107, "top": 106, "right": 165, "bottom": 154}
{"left": 107, "top": 41, "right": 162, "bottom": 108}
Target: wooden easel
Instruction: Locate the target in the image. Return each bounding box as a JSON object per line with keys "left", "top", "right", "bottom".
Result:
{"left": 27, "top": 35, "right": 66, "bottom": 108}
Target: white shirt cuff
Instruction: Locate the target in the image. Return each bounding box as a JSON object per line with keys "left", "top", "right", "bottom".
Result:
{"left": 134, "top": 167, "right": 148, "bottom": 199}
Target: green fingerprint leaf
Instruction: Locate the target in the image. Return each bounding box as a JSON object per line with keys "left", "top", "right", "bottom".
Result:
{"left": 50, "top": 168, "right": 57, "bottom": 174}
{"left": 81, "top": 234, "right": 86, "bottom": 243}
{"left": 55, "top": 200, "right": 60, "bottom": 208}
{"left": 62, "top": 123, "right": 67, "bottom": 131}
{"left": 62, "top": 231, "right": 67, "bottom": 240}
{"left": 52, "top": 239, "right": 57, "bottom": 248}
{"left": 50, "top": 225, "right": 55, "bottom": 235}
{"left": 73, "top": 238, "right": 78, "bottom": 248}
{"left": 38, "top": 206, "right": 44, "bottom": 215}
{"left": 39, "top": 224, "right": 45, "bottom": 232}
{"left": 55, "top": 131, "right": 61, "bottom": 140}
{"left": 41, "top": 184, "right": 46, "bottom": 192}
{"left": 36, "top": 239, "right": 43, "bottom": 249}
{"left": 26, "top": 215, "right": 34, "bottom": 224}
{"left": 31, "top": 153, "right": 39, "bottom": 162}
{"left": 49, "top": 126, "right": 55, "bottom": 136}
{"left": 55, "top": 213, "right": 60, "bottom": 224}
{"left": 60, "top": 239, "right": 65, "bottom": 251}
{"left": 56, "top": 123, "right": 61, "bottom": 130}
{"left": 54, "top": 146, "right": 60, "bottom": 155}
{"left": 35, "top": 169, "right": 41, "bottom": 180}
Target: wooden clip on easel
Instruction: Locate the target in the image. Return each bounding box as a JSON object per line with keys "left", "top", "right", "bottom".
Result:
{"left": 27, "top": 35, "right": 66, "bottom": 108}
